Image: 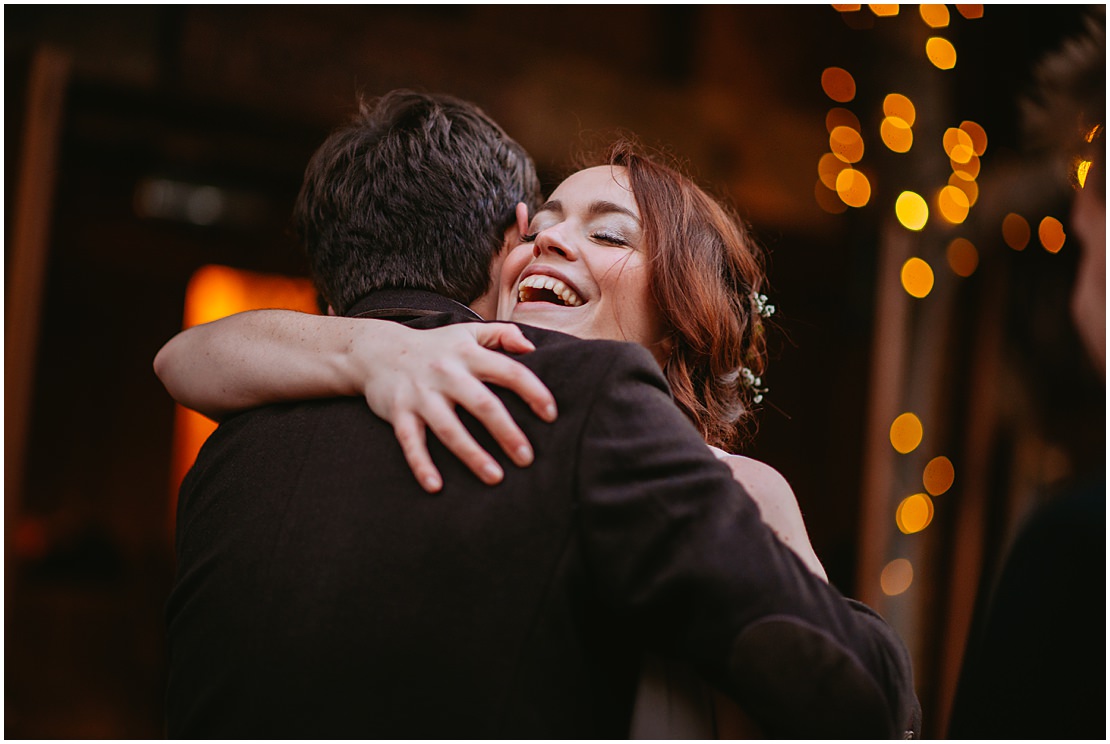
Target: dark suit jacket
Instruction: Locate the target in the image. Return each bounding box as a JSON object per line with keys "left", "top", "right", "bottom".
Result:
{"left": 166, "top": 289, "right": 919, "bottom": 739}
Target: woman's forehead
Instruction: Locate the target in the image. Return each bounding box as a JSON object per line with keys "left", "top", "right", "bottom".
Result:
{"left": 549, "top": 165, "right": 636, "bottom": 212}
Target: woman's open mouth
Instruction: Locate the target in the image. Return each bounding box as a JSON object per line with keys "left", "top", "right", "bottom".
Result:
{"left": 517, "top": 274, "right": 584, "bottom": 307}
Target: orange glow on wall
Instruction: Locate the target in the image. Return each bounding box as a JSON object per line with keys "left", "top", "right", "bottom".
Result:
{"left": 168, "top": 265, "right": 319, "bottom": 523}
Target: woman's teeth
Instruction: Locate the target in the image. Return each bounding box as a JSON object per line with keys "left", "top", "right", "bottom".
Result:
{"left": 517, "top": 274, "right": 583, "bottom": 307}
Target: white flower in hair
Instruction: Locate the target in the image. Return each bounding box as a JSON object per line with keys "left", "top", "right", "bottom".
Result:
{"left": 740, "top": 366, "right": 769, "bottom": 404}
{"left": 753, "top": 293, "right": 776, "bottom": 319}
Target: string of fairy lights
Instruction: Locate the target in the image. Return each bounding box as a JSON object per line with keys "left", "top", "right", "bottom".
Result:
{"left": 815, "top": 5, "right": 1093, "bottom": 598}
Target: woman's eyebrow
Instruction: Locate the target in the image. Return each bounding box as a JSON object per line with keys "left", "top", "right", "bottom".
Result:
{"left": 534, "top": 199, "right": 563, "bottom": 217}
{"left": 587, "top": 200, "right": 641, "bottom": 225}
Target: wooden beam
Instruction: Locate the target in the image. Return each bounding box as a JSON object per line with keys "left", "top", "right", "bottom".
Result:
{"left": 5, "top": 46, "right": 72, "bottom": 554}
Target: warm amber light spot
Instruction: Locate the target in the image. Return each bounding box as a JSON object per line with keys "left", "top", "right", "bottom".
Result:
{"left": 951, "top": 153, "right": 981, "bottom": 180}
{"left": 819, "top": 152, "right": 849, "bottom": 189}
{"left": 955, "top": 4, "right": 984, "bottom": 19}
{"left": 836, "top": 167, "right": 872, "bottom": 208}
{"left": 1084, "top": 124, "right": 1103, "bottom": 143}
{"left": 1039, "top": 216, "right": 1066, "bottom": 253}
{"left": 869, "top": 4, "right": 900, "bottom": 16}
{"left": 919, "top": 4, "right": 950, "bottom": 27}
{"left": 172, "top": 265, "right": 319, "bottom": 507}
{"left": 883, "top": 93, "right": 917, "bottom": 126}
{"left": 948, "top": 172, "right": 979, "bottom": 207}
{"left": 943, "top": 127, "right": 975, "bottom": 164}
{"left": 881, "top": 558, "right": 914, "bottom": 596}
{"left": 959, "top": 120, "right": 988, "bottom": 156}
{"left": 938, "top": 185, "right": 971, "bottom": 224}
{"left": 881, "top": 116, "right": 914, "bottom": 153}
{"left": 1002, "top": 213, "right": 1031, "bottom": 251}
{"left": 890, "top": 412, "right": 924, "bottom": 454}
{"left": 923, "top": 456, "right": 956, "bottom": 496}
{"left": 832, "top": 4, "right": 862, "bottom": 10}
{"left": 822, "top": 67, "right": 857, "bottom": 103}
{"left": 946, "top": 237, "right": 979, "bottom": 277}
{"left": 901, "top": 257, "right": 935, "bottom": 299}
{"left": 830, "top": 125, "right": 865, "bottom": 163}
{"left": 896, "top": 191, "right": 929, "bottom": 231}
{"left": 815, "top": 179, "right": 849, "bottom": 214}
{"left": 896, "top": 493, "right": 935, "bottom": 534}
{"left": 1077, "top": 159, "right": 1092, "bottom": 188}
{"left": 926, "top": 37, "right": 957, "bottom": 70}
{"left": 826, "top": 107, "right": 862, "bottom": 133}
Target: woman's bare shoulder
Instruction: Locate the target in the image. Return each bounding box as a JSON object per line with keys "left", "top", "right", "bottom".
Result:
{"left": 711, "top": 450, "right": 796, "bottom": 498}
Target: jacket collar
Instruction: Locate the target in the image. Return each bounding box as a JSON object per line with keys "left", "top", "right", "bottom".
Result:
{"left": 344, "top": 288, "right": 482, "bottom": 323}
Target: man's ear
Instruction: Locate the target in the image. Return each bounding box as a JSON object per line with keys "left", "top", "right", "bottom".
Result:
{"left": 326, "top": 305, "right": 337, "bottom": 317}
{"left": 515, "top": 202, "right": 529, "bottom": 236}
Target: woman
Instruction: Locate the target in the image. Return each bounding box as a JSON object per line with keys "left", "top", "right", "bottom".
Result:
{"left": 156, "top": 140, "right": 826, "bottom": 736}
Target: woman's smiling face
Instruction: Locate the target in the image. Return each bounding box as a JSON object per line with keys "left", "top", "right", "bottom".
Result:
{"left": 496, "top": 165, "right": 669, "bottom": 362}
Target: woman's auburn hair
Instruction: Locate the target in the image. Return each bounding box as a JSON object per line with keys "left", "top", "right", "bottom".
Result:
{"left": 602, "top": 139, "right": 771, "bottom": 451}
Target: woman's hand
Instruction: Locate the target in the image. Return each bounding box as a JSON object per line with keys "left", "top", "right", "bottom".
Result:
{"left": 154, "top": 310, "right": 557, "bottom": 493}
{"left": 351, "top": 322, "right": 558, "bottom": 493}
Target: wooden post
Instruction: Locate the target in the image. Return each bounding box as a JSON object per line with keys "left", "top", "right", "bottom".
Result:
{"left": 5, "top": 46, "right": 72, "bottom": 558}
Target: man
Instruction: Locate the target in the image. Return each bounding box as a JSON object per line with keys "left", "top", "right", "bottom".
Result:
{"left": 948, "top": 12, "right": 1105, "bottom": 738}
{"left": 165, "top": 90, "right": 919, "bottom": 738}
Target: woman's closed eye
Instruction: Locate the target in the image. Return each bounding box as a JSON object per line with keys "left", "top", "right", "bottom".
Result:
{"left": 591, "top": 230, "right": 631, "bottom": 247}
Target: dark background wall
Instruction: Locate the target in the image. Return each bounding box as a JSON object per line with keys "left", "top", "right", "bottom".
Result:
{"left": 5, "top": 5, "right": 1101, "bottom": 738}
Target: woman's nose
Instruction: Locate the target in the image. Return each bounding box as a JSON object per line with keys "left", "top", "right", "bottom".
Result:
{"left": 533, "top": 226, "right": 577, "bottom": 261}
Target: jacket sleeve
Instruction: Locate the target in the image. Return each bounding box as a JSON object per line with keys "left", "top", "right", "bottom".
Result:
{"left": 574, "top": 342, "right": 920, "bottom": 739}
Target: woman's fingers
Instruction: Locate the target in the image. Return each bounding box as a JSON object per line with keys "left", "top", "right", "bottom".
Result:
{"left": 392, "top": 412, "right": 442, "bottom": 494}
{"left": 421, "top": 396, "right": 505, "bottom": 486}
{"left": 446, "top": 375, "right": 535, "bottom": 468}
{"left": 465, "top": 325, "right": 558, "bottom": 422}
{"left": 473, "top": 322, "right": 535, "bottom": 354}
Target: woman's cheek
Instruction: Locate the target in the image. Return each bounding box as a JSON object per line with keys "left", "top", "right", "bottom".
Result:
{"left": 496, "top": 243, "right": 534, "bottom": 320}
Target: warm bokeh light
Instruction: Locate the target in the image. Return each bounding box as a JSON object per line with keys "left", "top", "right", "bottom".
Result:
{"left": 172, "top": 265, "right": 319, "bottom": 502}
{"left": 815, "top": 179, "right": 849, "bottom": 214}
{"left": 1085, "top": 124, "right": 1103, "bottom": 143}
{"left": 1077, "top": 159, "right": 1092, "bottom": 188}
{"left": 869, "top": 4, "right": 900, "bottom": 16}
{"left": 883, "top": 93, "right": 917, "bottom": 126}
{"left": 943, "top": 127, "right": 975, "bottom": 164}
{"left": 826, "top": 107, "right": 862, "bottom": 133}
{"left": 956, "top": 4, "right": 984, "bottom": 19}
{"left": 1002, "top": 212, "right": 1031, "bottom": 251}
{"left": 830, "top": 125, "right": 865, "bottom": 163}
{"left": 1038, "top": 216, "right": 1066, "bottom": 253}
{"left": 895, "top": 191, "right": 929, "bottom": 231}
{"left": 881, "top": 558, "right": 914, "bottom": 596}
{"left": 946, "top": 237, "right": 979, "bottom": 277}
{"left": 923, "top": 455, "right": 955, "bottom": 496}
{"left": 890, "top": 412, "right": 924, "bottom": 454}
{"left": 818, "top": 152, "right": 849, "bottom": 189}
{"left": 896, "top": 493, "right": 935, "bottom": 534}
{"left": 926, "top": 36, "right": 957, "bottom": 70}
{"left": 959, "top": 120, "right": 988, "bottom": 156}
{"left": 948, "top": 172, "right": 979, "bottom": 207}
{"left": 901, "top": 257, "right": 935, "bottom": 298}
{"left": 919, "top": 4, "right": 950, "bottom": 27}
{"left": 951, "top": 153, "right": 981, "bottom": 180}
{"left": 835, "top": 167, "right": 872, "bottom": 207}
{"left": 832, "top": 4, "right": 862, "bottom": 10}
{"left": 881, "top": 116, "right": 914, "bottom": 153}
{"left": 937, "top": 185, "right": 970, "bottom": 224}
{"left": 822, "top": 66, "right": 857, "bottom": 103}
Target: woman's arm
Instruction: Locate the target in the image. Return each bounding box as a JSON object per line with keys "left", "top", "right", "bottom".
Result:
{"left": 718, "top": 454, "right": 829, "bottom": 582}
{"left": 153, "top": 309, "right": 557, "bottom": 492}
